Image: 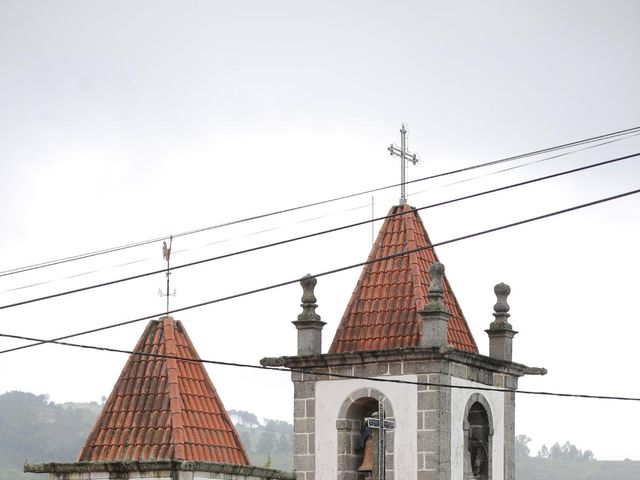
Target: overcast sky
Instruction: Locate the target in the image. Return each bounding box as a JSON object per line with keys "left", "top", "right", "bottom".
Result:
{"left": 1, "top": 0, "right": 639, "bottom": 461}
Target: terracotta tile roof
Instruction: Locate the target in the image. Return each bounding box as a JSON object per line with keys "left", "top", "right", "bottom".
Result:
{"left": 329, "top": 204, "right": 478, "bottom": 354}
{"left": 78, "top": 317, "right": 250, "bottom": 465}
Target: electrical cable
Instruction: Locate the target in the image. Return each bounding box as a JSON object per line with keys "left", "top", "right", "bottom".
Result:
{"left": 9, "top": 132, "right": 640, "bottom": 295}
{"left": 408, "top": 133, "right": 640, "bottom": 198}
{"left": 1, "top": 151, "right": 638, "bottom": 311}
{"left": 0, "top": 201, "right": 367, "bottom": 294}
{"left": 2, "top": 126, "right": 639, "bottom": 279}
{"left": 0, "top": 331, "right": 638, "bottom": 402}
{"left": 1, "top": 185, "right": 639, "bottom": 356}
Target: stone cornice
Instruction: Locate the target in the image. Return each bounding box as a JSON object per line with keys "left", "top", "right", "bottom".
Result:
{"left": 261, "top": 346, "right": 546, "bottom": 378}
{"left": 24, "top": 460, "right": 295, "bottom": 479}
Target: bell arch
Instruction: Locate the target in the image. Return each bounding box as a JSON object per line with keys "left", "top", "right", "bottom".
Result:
{"left": 336, "top": 388, "right": 395, "bottom": 480}
{"left": 463, "top": 393, "right": 494, "bottom": 480}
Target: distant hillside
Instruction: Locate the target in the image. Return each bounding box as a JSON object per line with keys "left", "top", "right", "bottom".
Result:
{"left": 517, "top": 457, "right": 640, "bottom": 480}
{"left": 2, "top": 392, "right": 638, "bottom": 479}
{"left": 0, "top": 391, "right": 98, "bottom": 480}
{"left": 0, "top": 393, "right": 294, "bottom": 479}
{"left": 229, "top": 410, "right": 293, "bottom": 470}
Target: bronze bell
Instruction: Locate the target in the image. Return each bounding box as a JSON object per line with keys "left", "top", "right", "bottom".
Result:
{"left": 358, "top": 435, "right": 374, "bottom": 472}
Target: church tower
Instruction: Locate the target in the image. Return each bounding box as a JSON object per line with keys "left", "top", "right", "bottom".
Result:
{"left": 262, "top": 204, "right": 545, "bottom": 480}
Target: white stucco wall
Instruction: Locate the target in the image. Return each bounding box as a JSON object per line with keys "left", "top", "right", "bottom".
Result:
{"left": 315, "top": 375, "right": 417, "bottom": 480}
{"left": 450, "top": 377, "right": 505, "bottom": 480}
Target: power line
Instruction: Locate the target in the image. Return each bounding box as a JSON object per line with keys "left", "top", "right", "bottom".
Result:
{"left": 1, "top": 331, "right": 638, "bottom": 402}
{"left": 2, "top": 126, "right": 639, "bottom": 279}
{"left": 1, "top": 185, "right": 638, "bottom": 356}
{"left": 1, "top": 151, "right": 637, "bottom": 312}
{"left": 408, "top": 133, "right": 640, "bottom": 198}
{"left": 0, "top": 200, "right": 375, "bottom": 295}
{"left": 8, "top": 132, "right": 640, "bottom": 296}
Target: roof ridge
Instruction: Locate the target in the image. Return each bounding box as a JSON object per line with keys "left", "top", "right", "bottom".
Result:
{"left": 162, "top": 317, "right": 186, "bottom": 459}
{"left": 412, "top": 210, "right": 479, "bottom": 352}
{"left": 76, "top": 321, "right": 158, "bottom": 462}
{"left": 403, "top": 206, "right": 428, "bottom": 313}
{"left": 177, "top": 321, "right": 252, "bottom": 464}
{"left": 328, "top": 209, "right": 395, "bottom": 353}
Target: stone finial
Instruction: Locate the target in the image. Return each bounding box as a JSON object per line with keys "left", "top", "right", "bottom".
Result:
{"left": 292, "top": 274, "right": 325, "bottom": 356}
{"left": 428, "top": 261, "right": 445, "bottom": 298}
{"left": 493, "top": 282, "right": 511, "bottom": 316}
{"left": 298, "top": 274, "right": 319, "bottom": 322}
{"left": 491, "top": 282, "right": 512, "bottom": 327}
{"left": 486, "top": 282, "right": 517, "bottom": 361}
{"left": 420, "top": 261, "right": 451, "bottom": 348}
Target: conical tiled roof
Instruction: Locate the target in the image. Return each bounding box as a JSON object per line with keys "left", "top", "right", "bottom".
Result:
{"left": 78, "top": 317, "right": 250, "bottom": 464}
{"left": 329, "top": 204, "right": 478, "bottom": 354}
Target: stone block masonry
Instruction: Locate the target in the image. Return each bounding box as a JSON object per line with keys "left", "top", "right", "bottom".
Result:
{"left": 416, "top": 373, "right": 451, "bottom": 480}
{"left": 293, "top": 381, "right": 316, "bottom": 480}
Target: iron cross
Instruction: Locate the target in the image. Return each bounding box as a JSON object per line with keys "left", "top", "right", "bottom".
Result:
{"left": 388, "top": 124, "right": 419, "bottom": 205}
{"left": 365, "top": 396, "right": 395, "bottom": 480}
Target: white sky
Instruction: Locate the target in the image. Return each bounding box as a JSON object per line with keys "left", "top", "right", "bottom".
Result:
{"left": 1, "top": 0, "right": 639, "bottom": 461}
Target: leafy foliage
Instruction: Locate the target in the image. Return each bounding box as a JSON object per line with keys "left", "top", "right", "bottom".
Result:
{"left": 228, "top": 409, "right": 260, "bottom": 428}
{"left": 536, "top": 441, "right": 596, "bottom": 461}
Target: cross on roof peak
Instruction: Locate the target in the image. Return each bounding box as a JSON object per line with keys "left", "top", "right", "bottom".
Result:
{"left": 388, "top": 124, "right": 420, "bottom": 205}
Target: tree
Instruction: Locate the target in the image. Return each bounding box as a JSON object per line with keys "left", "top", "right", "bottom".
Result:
{"left": 549, "top": 442, "right": 563, "bottom": 459}
{"left": 256, "top": 432, "right": 276, "bottom": 454}
{"left": 239, "top": 430, "right": 252, "bottom": 450}
{"left": 277, "top": 432, "right": 292, "bottom": 452}
{"left": 228, "top": 409, "right": 260, "bottom": 428}
{"left": 515, "top": 435, "right": 531, "bottom": 459}
{"left": 582, "top": 449, "right": 595, "bottom": 461}
{"left": 264, "top": 419, "right": 293, "bottom": 435}
{"left": 537, "top": 444, "right": 549, "bottom": 458}
{"left": 561, "top": 441, "right": 580, "bottom": 460}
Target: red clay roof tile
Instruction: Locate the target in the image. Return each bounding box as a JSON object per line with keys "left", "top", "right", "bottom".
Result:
{"left": 77, "top": 317, "right": 250, "bottom": 465}
{"left": 329, "top": 204, "right": 478, "bottom": 354}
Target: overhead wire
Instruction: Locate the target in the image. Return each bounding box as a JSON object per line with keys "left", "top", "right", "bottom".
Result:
{"left": 8, "top": 131, "right": 640, "bottom": 295}
{"left": 2, "top": 125, "right": 639, "bottom": 279}
{"left": 407, "top": 132, "right": 640, "bottom": 198}
{"left": 1, "top": 184, "right": 639, "bottom": 356}
{"left": 1, "top": 151, "right": 638, "bottom": 311}
{"left": 0, "top": 331, "right": 638, "bottom": 402}
{"left": 0, "top": 201, "right": 368, "bottom": 294}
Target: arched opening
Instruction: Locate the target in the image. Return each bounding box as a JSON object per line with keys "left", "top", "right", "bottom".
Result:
{"left": 463, "top": 394, "right": 493, "bottom": 480}
{"left": 336, "top": 389, "right": 394, "bottom": 480}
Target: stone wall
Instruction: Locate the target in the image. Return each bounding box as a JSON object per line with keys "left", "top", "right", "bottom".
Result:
{"left": 293, "top": 376, "right": 316, "bottom": 480}
{"left": 276, "top": 348, "right": 524, "bottom": 480}
{"left": 417, "top": 372, "right": 451, "bottom": 480}
{"left": 24, "top": 460, "right": 295, "bottom": 480}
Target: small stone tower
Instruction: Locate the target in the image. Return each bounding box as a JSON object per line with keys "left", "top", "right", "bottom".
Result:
{"left": 262, "top": 204, "right": 545, "bottom": 480}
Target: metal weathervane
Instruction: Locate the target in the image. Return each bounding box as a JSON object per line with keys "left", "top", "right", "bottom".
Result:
{"left": 159, "top": 236, "right": 176, "bottom": 316}
{"left": 388, "top": 123, "right": 420, "bottom": 205}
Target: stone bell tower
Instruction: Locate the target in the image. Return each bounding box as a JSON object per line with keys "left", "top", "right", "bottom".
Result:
{"left": 262, "top": 204, "right": 545, "bottom": 480}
